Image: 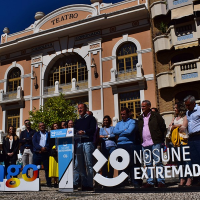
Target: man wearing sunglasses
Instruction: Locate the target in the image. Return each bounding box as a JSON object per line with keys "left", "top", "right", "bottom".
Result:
{"left": 19, "top": 119, "right": 36, "bottom": 176}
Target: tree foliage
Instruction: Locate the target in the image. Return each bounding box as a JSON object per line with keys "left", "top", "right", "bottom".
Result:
{"left": 29, "top": 94, "right": 77, "bottom": 131}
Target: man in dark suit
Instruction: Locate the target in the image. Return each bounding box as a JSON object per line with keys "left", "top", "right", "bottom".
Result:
{"left": 73, "top": 103, "right": 96, "bottom": 191}
{"left": 32, "top": 122, "right": 51, "bottom": 187}
{"left": 20, "top": 119, "right": 36, "bottom": 176}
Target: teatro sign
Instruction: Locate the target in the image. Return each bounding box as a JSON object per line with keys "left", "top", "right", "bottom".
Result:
{"left": 51, "top": 13, "right": 78, "bottom": 25}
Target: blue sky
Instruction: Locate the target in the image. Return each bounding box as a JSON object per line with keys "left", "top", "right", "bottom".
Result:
{"left": 0, "top": 0, "right": 121, "bottom": 34}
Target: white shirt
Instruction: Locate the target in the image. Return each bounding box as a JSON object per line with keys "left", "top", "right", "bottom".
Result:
{"left": 9, "top": 138, "right": 13, "bottom": 149}
{"left": 39, "top": 131, "right": 47, "bottom": 147}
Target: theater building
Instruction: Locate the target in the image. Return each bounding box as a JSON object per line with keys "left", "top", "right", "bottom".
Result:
{"left": 0, "top": 0, "right": 156, "bottom": 136}
{"left": 150, "top": 0, "right": 200, "bottom": 126}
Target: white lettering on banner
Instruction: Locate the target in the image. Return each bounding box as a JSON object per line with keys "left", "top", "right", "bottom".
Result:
{"left": 93, "top": 147, "right": 200, "bottom": 187}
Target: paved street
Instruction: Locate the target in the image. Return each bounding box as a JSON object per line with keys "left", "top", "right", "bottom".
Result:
{"left": 1, "top": 185, "right": 200, "bottom": 200}
{"left": 0, "top": 172, "right": 199, "bottom": 199}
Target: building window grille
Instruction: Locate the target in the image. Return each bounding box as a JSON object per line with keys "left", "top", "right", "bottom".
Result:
{"left": 119, "top": 91, "right": 141, "bottom": 119}
{"left": 48, "top": 55, "right": 88, "bottom": 86}
{"left": 7, "top": 109, "right": 20, "bottom": 130}
{"left": 117, "top": 42, "right": 138, "bottom": 73}
{"left": 8, "top": 68, "right": 21, "bottom": 92}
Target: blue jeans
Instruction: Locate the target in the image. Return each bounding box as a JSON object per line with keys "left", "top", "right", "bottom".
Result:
{"left": 117, "top": 143, "right": 141, "bottom": 186}
{"left": 188, "top": 135, "right": 200, "bottom": 182}
{"left": 101, "top": 145, "right": 116, "bottom": 178}
{"left": 33, "top": 152, "right": 51, "bottom": 186}
{"left": 142, "top": 143, "right": 165, "bottom": 185}
{"left": 74, "top": 142, "right": 94, "bottom": 188}
{"left": 73, "top": 155, "right": 80, "bottom": 186}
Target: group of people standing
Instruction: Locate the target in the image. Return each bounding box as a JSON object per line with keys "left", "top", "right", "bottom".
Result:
{"left": 2, "top": 94, "right": 200, "bottom": 190}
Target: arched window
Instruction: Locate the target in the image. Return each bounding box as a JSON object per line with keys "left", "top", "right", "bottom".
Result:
{"left": 117, "top": 42, "right": 138, "bottom": 72}
{"left": 48, "top": 55, "right": 88, "bottom": 86}
{"left": 8, "top": 68, "right": 21, "bottom": 92}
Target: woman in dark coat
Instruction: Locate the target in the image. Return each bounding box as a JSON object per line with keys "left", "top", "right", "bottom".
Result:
{"left": 3, "top": 126, "right": 19, "bottom": 174}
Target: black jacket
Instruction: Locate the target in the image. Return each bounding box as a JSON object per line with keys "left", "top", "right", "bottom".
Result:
{"left": 138, "top": 111, "right": 166, "bottom": 145}
{"left": 74, "top": 115, "right": 96, "bottom": 143}
{"left": 3, "top": 135, "right": 19, "bottom": 161}
{"left": 20, "top": 129, "right": 36, "bottom": 153}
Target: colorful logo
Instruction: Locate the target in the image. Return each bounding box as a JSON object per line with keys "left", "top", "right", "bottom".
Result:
{"left": 67, "top": 130, "right": 72, "bottom": 134}
{"left": 0, "top": 164, "right": 39, "bottom": 188}
{"left": 22, "top": 165, "right": 38, "bottom": 182}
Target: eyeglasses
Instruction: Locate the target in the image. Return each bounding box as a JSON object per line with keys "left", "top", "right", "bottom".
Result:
{"left": 25, "top": 122, "right": 30, "bottom": 125}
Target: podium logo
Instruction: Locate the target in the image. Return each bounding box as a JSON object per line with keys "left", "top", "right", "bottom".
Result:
{"left": 51, "top": 131, "right": 56, "bottom": 137}
{"left": 93, "top": 149, "right": 130, "bottom": 187}
{"left": 67, "top": 129, "right": 73, "bottom": 135}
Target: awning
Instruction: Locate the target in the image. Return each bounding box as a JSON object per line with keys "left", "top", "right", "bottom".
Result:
{"left": 175, "top": 41, "right": 199, "bottom": 50}
{"left": 194, "top": 4, "right": 200, "bottom": 11}
{"left": 171, "top": 5, "right": 193, "bottom": 20}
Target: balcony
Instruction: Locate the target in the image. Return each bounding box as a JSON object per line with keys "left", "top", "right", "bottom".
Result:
{"left": 167, "top": 0, "right": 193, "bottom": 11}
{"left": 150, "top": 1, "right": 167, "bottom": 19}
{"left": 117, "top": 69, "right": 137, "bottom": 81}
{"left": 157, "top": 59, "right": 200, "bottom": 89}
{"left": 0, "top": 86, "right": 23, "bottom": 103}
{"left": 153, "top": 35, "right": 170, "bottom": 53}
{"left": 173, "top": 59, "right": 200, "bottom": 85}
{"left": 153, "top": 24, "right": 198, "bottom": 53}
{"left": 109, "top": 64, "right": 144, "bottom": 86}
{"left": 156, "top": 72, "right": 173, "bottom": 89}
{"left": 43, "top": 79, "right": 88, "bottom": 97}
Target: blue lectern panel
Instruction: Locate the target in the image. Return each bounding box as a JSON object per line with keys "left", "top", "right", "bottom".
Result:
{"left": 58, "top": 137, "right": 73, "bottom": 183}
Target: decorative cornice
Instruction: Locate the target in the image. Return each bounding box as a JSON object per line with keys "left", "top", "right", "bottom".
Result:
{"left": 0, "top": 79, "right": 6, "bottom": 83}
{"left": 137, "top": 48, "right": 152, "bottom": 54}
{"left": 34, "top": 4, "right": 98, "bottom": 32}
{"left": 100, "top": 0, "right": 137, "bottom": 10}
{"left": 144, "top": 74, "right": 154, "bottom": 81}
{"left": 102, "top": 56, "right": 116, "bottom": 62}
{"left": 21, "top": 74, "right": 31, "bottom": 78}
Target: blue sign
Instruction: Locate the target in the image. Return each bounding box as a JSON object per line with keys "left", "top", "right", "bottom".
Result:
{"left": 58, "top": 137, "right": 73, "bottom": 191}
{"left": 50, "top": 128, "right": 74, "bottom": 138}
{"left": 173, "top": 0, "right": 188, "bottom": 5}
{"left": 182, "top": 72, "right": 198, "bottom": 80}
{"left": 177, "top": 34, "right": 193, "bottom": 41}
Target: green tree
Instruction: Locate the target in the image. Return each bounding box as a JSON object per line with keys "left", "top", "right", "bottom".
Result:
{"left": 29, "top": 94, "right": 77, "bottom": 131}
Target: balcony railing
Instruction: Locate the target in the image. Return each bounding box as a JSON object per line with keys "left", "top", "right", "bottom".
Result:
{"left": 76, "top": 80, "right": 88, "bottom": 90}
{"left": 150, "top": 1, "right": 167, "bottom": 18}
{"left": 3, "top": 91, "right": 17, "bottom": 101}
{"left": 117, "top": 69, "right": 137, "bottom": 81}
{"left": 0, "top": 86, "right": 23, "bottom": 102}
{"left": 180, "top": 62, "right": 197, "bottom": 71}
{"left": 157, "top": 59, "right": 200, "bottom": 89}
{"left": 153, "top": 24, "right": 198, "bottom": 53}
{"left": 59, "top": 83, "right": 72, "bottom": 93}
{"left": 110, "top": 63, "right": 142, "bottom": 83}
{"left": 43, "top": 79, "right": 88, "bottom": 96}
{"left": 43, "top": 85, "right": 55, "bottom": 96}
{"left": 167, "top": 0, "right": 193, "bottom": 10}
